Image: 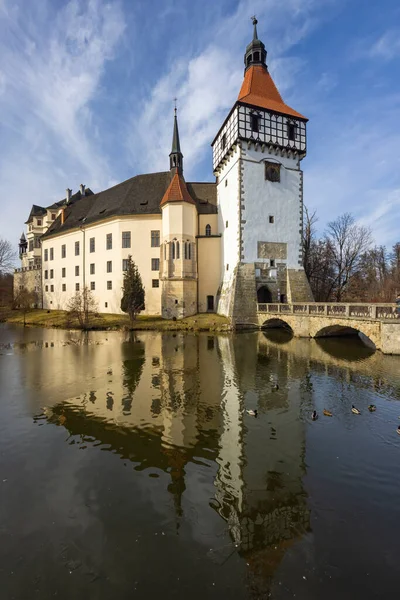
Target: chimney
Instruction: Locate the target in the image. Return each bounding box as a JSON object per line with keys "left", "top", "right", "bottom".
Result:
{"left": 61, "top": 208, "right": 65, "bottom": 225}
{"left": 66, "top": 188, "right": 72, "bottom": 204}
{"left": 80, "top": 184, "right": 86, "bottom": 196}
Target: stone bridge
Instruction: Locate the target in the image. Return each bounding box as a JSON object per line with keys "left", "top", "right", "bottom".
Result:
{"left": 255, "top": 303, "right": 400, "bottom": 355}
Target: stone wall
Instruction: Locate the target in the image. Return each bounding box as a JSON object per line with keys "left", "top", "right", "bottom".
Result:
{"left": 14, "top": 267, "right": 42, "bottom": 308}
{"left": 161, "top": 279, "right": 197, "bottom": 319}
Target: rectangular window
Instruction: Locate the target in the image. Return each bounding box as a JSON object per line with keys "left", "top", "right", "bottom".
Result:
{"left": 62, "top": 267, "right": 66, "bottom": 278}
{"left": 34, "top": 236, "right": 41, "bottom": 249}
{"left": 76, "top": 283, "right": 80, "bottom": 291}
{"left": 251, "top": 114, "right": 259, "bottom": 132}
{"left": 270, "top": 259, "right": 275, "bottom": 267}
{"left": 269, "top": 215, "right": 274, "bottom": 223}
{"left": 75, "top": 241, "right": 80, "bottom": 256}
{"left": 287, "top": 122, "right": 296, "bottom": 141}
{"left": 106, "top": 233, "right": 112, "bottom": 250}
{"left": 50, "top": 285, "right": 54, "bottom": 292}
{"left": 29, "top": 240, "right": 34, "bottom": 252}
{"left": 45, "top": 270, "right": 48, "bottom": 280}
{"left": 90, "top": 282, "right": 95, "bottom": 290}
{"left": 50, "top": 247, "right": 54, "bottom": 260}
{"left": 37, "top": 219, "right": 42, "bottom": 226}
{"left": 44, "top": 249, "right": 48, "bottom": 261}
{"left": 61, "top": 244, "right": 66, "bottom": 258}
{"left": 222, "top": 133, "right": 226, "bottom": 149}
{"left": 122, "top": 259, "right": 128, "bottom": 272}
{"left": 151, "top": 230, "right": 160, "bottom": 248}
{"left": 45, "top": 285, "right": 48, "bottom": 292}
{"left": 226, "top": 221, "right": 228, "bottom": 228}
{"left": 107, "top": 281, "right": 112, "bottom": 290}
{"left": 151, "top": 258, "right": 160, "bottom": 271}
{"left": 107, "top": 261, "right": 112, "bottom": 273}
{"left": 90, "top": 237, "right": 95, "bottom": 253}
{"left": 122, "top": 231, "right": 131, "bottom": 248}
{"left": 90, "top": 263, "right": 95, "bottom": 275}
{"left": 152, "top": 279, "right": 159, "bottom": 288}
{"left": 75, "top": 265, "right": 79, "bottom": 276}
{"left": 62, "top": 284, "right": 66, "bottom": 292}
{"left": 50, "top": 269, "right": 54, "bottom": 278}
{"left": 51, "top": 213, "right": 56, "bottom": 220}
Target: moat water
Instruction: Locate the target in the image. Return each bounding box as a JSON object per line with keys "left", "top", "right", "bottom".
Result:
{"left": 1, "top": 324, "right": 400, "bottom": 599}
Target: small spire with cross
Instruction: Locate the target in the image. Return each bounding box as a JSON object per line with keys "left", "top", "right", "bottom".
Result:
{"left": 251, "top": 15, "right": 258, "bottom": 40}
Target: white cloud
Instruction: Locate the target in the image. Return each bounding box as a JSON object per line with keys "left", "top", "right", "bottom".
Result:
{"left": 369, "top": 30, "right": 400, "bottom": 61}
{"left": 128, "top": 0, "right": 326, "bottom": 179}
{"left": 0, "top": 0, "right": 125, "bottom": 244}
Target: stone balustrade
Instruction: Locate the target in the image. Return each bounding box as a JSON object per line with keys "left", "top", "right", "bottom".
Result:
{"left": 257, "top": 302, "right": 398, "bottom": 320}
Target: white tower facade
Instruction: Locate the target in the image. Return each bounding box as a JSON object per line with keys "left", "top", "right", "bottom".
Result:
{"left": 213, "top": 18, "right": 313, "bottom": 324}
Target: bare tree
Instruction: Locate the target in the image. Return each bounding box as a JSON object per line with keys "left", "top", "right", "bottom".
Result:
{"left": 324, "top": 213, "right": 372, "bottom": 301}
{"left": 13, "top": 287, "right": 38, "bottom": 326}
{"left": 66, "top": 287, "right": 99, "bottom": 329}
{"left": 303, "top": 206, "right": 318, "bottom": 282}
{"left": 0, "top": 239, "right": 16, "bottom": 274}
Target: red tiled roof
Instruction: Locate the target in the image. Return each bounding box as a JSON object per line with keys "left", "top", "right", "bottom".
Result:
{"left": 160, "top": 172, "right": 196, "bottom": 207}
{"left": 238, "top": 65, "right": 307, "bottom": 120}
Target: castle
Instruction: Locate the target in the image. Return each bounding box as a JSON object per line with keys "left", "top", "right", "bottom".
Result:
{"left": 15, "top": 19, "right": 313, "bottom": 324}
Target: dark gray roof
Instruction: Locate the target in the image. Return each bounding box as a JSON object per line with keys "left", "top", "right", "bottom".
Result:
{"left": 46, "top": 188, "right": 94, "bottom": 210}
{"left": 42, "top": 172, "right": 217, "bottom": 239}
{"left": 25, "top": 204, "right": 47, "bottom": 224}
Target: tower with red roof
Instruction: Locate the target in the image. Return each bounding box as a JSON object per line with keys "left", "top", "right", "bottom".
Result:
{"left": 212, "top": 18, "right": 313, "bottom": 324}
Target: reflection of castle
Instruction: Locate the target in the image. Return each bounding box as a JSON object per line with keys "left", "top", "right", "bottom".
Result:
{"left": 37, "top": 330, "right": 310, "bottom": 585}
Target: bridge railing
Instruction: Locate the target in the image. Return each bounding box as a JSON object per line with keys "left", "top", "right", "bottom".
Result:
{"left": 257, "top": 303, "right": 398, "bottom": 320}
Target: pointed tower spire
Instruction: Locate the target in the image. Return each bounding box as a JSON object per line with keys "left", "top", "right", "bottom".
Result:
{"left": 169, "top": 101, "right": 183, "bottom": 175}
{"left": 244, "top": 16, "right": 267, "bottom": 72}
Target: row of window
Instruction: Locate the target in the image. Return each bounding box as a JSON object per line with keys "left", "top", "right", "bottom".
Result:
{"left": 43, "top": 231, "right": 161, "bottom": 261}
{"left": 44, "top": 258, "right": 160, "bottom": 280}
{"left": 221, "top": 120, "right": 297, "bottom": 151}
{"left": 164, "top": 241, "right": 192, "bottom": 260}
{"left": 44, "top": 279, "right": 160, "bottom": 292}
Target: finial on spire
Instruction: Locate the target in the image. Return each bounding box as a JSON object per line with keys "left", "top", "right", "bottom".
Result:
{"left": 251, "top": 15, "right": 258, "bottom": 40}
{"left": 244, "top": 15, "right": 267, "bottom": 72}
{"left": 170, "top": 103, "right": 183, "bottom": 174}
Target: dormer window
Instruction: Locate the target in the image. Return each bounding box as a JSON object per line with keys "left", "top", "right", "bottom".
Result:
{"left": 51, "top": 213, "right": 56, "bottom": 220}
{"left": 287, "top": 122, "right": 296, "bottom": 142}
{"left": 221, "top": 134, "right": 226, "bottom": 150}
{"left": 37, "top": 219, "right": 42, "bottom": 226}
{"left": 251, "top": 114, "right": 260, "bottom": 133}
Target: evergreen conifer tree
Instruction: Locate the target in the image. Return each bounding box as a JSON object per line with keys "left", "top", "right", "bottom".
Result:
{"left": 121, "top": 255, "right": 145, "bottom": 322}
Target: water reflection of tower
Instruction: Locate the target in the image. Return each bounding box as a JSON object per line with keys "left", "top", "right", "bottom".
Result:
{"left": 214, "top": 333, "right": 310, "bottom": 587}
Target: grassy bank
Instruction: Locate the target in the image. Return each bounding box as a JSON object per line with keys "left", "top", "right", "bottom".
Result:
{"left": 0, "top": 307, "right": 232, "bottom": 332}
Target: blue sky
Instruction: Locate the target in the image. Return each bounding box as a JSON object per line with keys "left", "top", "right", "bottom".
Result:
{"left": 1, "top": 0, "right": 400, "bottom": 251}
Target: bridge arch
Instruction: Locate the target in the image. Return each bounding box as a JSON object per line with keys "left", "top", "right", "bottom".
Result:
{"left": 313, "top": 324, "right": 376, "bottom": 350}
{"left": 261, "top": 318, "right": 293, "bottom": 333}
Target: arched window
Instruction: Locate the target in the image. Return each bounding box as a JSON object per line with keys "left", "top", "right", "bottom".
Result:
{"left": 164, "top": 243, "right": 166, "bottom": 260}
{"left": 171, "top": 242, "right": 175, "bottom": 260}
{"left": 184, "top": 242, "right": 188, "bottom": 260}
{"left": 176, "top": 241, "right": 180, "bottom": 259}
{"left": 205, "top": 224, "right": 211, "bottom": 237}
{"left": 188, "top": 243, "right": 191, "bottom": 260}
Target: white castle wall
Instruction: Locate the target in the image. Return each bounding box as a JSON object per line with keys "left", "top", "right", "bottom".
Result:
{"left": 216, "top": 144, "right": 241, "bottom": 315}
{"left": 41, "top": 215, "right": 162, "bottom": 315}
{"left": 241, "top": 146, "right": 303, "bottom": 268}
